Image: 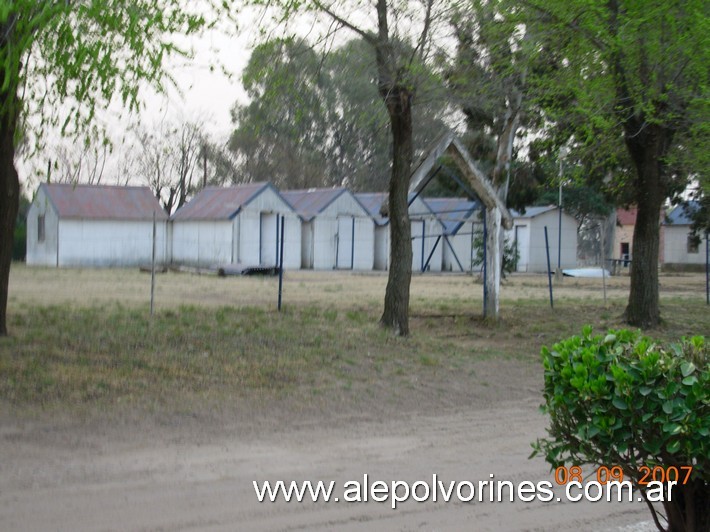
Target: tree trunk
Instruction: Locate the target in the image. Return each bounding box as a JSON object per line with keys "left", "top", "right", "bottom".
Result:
{"left": 623, "top": 124, "right": 669, "bottom": 328}
{"left": 0, "top": 90, "right": 19, "bottom": 337}
{"left": 379, "top": 86, "right": 414, "bottom": 336}
{"left": 662, "top": 479, "right": 710, "bottom": 532}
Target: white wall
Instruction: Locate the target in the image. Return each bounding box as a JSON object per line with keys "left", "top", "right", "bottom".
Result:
{"left": 300, "top": 192, "right": 374, "bottom": 270}
{"left": 26, "top": 188, "right": 60, "bottom": 266}
{"left": 664, "top": 226, "right": 707, "bottom": 265}
{"left": 527, "top": 210, "right": 577, "bottom": 272}
{"left": 236, "top": 187, "right": 301, "bottom": 269}
{"left": 55, "top": 220, "right": 168, "bottom": 267}
{"left": 171, "top": 220, "right": 232, "bottom": 266}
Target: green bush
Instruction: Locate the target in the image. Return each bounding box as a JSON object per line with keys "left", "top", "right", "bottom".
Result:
{"left": 533, "top": 327, "right": 709, "bottom": 532}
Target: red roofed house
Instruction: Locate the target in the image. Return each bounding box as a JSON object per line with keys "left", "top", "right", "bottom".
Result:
{"left": 26, "top": 183, "right": 168, "bottom": 267}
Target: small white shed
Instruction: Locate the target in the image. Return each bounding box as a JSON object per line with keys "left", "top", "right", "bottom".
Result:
{"left": 663, "top": 202, "right": 706, "bottom": 269}
{"left": 424, "top": 198, "right": 482, "bottom": 272}
{"left": 507, "top": 206, "right": 578, "bottom": 273}
{"left": 355, "top": 192, "right": 444, "bottom": 272}
{"left": 26, "top": 183, "right": 168, "bottom": 267}
{"left": 170, "top": 182, "right": 301, "bottom": 269}
{"left": 282, "top": 188, "right": 374, "bottom": 270}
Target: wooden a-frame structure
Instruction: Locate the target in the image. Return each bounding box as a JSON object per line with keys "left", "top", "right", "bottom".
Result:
{"left": 408, "top": 132, "right": 513, "bottom": 318}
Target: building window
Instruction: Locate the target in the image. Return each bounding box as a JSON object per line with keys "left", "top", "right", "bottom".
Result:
{"left": 37, "top": 215, "right": 45, "bottom": 243}
{"left": 687, "top": 235, "right": 699, "bottom": 254}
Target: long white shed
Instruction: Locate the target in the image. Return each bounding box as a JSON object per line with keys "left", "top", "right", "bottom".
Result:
{"left": 282, "top": 188, "right": 374, "bottom": 270}
{"left": 26, "top": 183, "right": 168, "bottom": 267}
{"left": 170, "top": 183, "right": 301, "bottom": 269}
{"left": 355, "top": 192, "right": 444, "bottom": 272}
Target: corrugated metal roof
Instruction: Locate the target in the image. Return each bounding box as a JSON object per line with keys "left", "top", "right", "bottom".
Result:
{"left": 170, "top": 182, "right": 272, "bottom": 221}
{"left": 41, "top": 183, "right": 167, "bottom": 220}
{"left": 355, "top": 192, "right": 440, "bottom": 225}
{"left": 510, "top": 205, "right": 558, "bottom": 218}
{"left": 354, "top": 192, "right": 388, "bottom": 225}
{"left": 424, "top": 197, "right": 481, "bottom": 235}
{"left": 281, "top": 188, "right": 348, "bottom": 221}
{"left": 664, "top": 201, "right": 699, "bottom": 226}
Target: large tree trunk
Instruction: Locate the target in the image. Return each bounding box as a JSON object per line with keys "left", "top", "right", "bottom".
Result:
{"left": 380, "top": 87, "right": 414, "bottom": 336}
{"left": 623, "top": 124, "right": 670, "bottom": 328}
{"left": 0, "top": 90, "right": 19, "bottom": 337}
{"left": 662, "top": 479, "right": 710, "bottom": 532}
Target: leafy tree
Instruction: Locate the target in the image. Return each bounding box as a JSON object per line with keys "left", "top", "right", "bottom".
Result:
{"left": 229, "top": 37, "right": 332, "bottom": 189}
{"left": 523, "top": 0, "right": 709, "bottom": 328}
{"left": 0, "top": 1, "right": 222, "bottom": 335}
{"left": 534, "top": 328, "right": 709, "bottom": 532}
{"left": 228, "top": 36, "right": 447, "bottom": 192}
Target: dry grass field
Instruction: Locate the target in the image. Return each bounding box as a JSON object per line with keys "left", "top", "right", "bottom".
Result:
{"left": 0, "top": 265, "right": 707, "bottom": 531}
{"left": 2, "top": 264, "right": 708, "bottom": 414}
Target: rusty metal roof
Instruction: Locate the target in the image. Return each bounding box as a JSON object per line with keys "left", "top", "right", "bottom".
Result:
{"left": 40, "top": 183, "right": 167, "bottom": 221}
{"left": 424, "top": 197, "right": 481, "bottom": 235}
{"left": 170, "top": 182, "right": 278, "bottom": 221}
{"left": 282, "top": 188, "right": 366, "bottom": 222}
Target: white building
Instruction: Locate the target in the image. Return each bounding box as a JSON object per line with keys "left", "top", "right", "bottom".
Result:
{"left": 663, "top": 202, "right": 707, "bottom": 269}
{"left": 424, "top": 197, "right": 482, "bottom": 272}
{"left": 282, "top": 188, "right": 374, "bottom": 270}
{"left": 355, "top": 192, "right": 444, "bottom": 272}
{"left": 170, "top": 183, "right": 301, "bottom": 269}
{"left": 507, "top": 206, "right": 578, "bottom": 273}
{"left": 26, "top": 183, "right": 168, "bottom": 267}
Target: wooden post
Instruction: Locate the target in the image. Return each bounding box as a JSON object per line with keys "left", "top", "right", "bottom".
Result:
{"left": 484, "top": 207, "right": 503, "bottom": 319}
{"left": 278, "top": 215, "right": 285, "bottom": 312}
{"left": 544, "top": 226, "right": 554, "bottom": 309}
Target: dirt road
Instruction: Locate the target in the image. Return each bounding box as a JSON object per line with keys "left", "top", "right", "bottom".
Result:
{"left": 0, "top": 399, "right": 652, "bottom": 531}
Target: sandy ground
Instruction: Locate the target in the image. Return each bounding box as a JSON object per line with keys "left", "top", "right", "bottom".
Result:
{"left": 2, "top": 267, "right": 698, "bottom": 531}
{"left": 0, "top": 399, "right": 654, "bottom": 532}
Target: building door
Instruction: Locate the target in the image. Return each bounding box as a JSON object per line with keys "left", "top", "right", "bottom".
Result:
{"left": 260, "top": 213, "right": 278, "bottom": 266}
{"left": 515, "top": 224, "right": 529, "bottom": 272}
{"left": 336, "top": 216, "right": 354, "bottom": 269}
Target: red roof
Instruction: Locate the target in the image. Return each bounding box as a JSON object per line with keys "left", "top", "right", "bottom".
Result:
{"left": 41, "top": 183, "right": 167, "bottom": 220}
{"left": 170, "top": 182, "right": 275, "bottom": 221}
{"left": 616, "top": 207, "right": 638, "bottom": 226}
